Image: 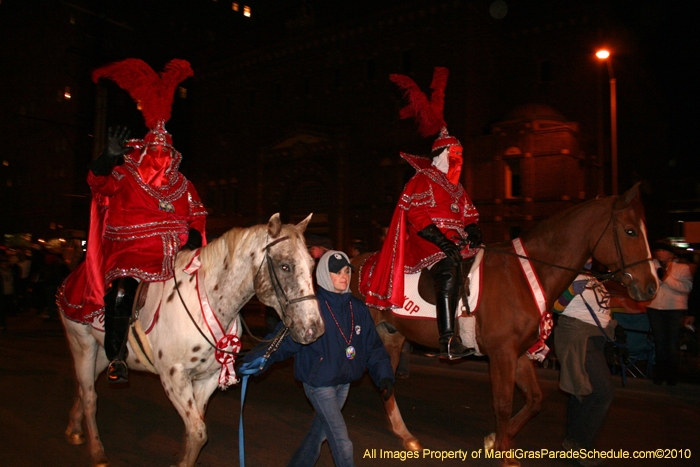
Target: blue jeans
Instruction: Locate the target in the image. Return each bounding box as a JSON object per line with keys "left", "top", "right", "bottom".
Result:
{"left": 288, "top": 383, "right": 354, "bottom": 467}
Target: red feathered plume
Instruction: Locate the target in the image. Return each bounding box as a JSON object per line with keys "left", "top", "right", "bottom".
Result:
{"left": 92, "top": 59, "right": 194, "bottom": 129}
{"left": 390, "top": 67, "right": 449, "bottom": 138}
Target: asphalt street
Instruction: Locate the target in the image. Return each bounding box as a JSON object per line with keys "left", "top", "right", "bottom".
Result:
{"left": 1, "top": 310, "right": 699, "bottom": 467}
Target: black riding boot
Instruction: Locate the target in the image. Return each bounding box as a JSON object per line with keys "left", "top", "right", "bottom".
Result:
{"left": 104, "top": 277, "right": 138, "bottom": 384}
{"left": 432, "top": 258, "right": 475, "bottom": 360}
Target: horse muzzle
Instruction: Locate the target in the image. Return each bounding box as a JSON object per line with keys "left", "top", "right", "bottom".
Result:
{"left": 285, "top": 303, "right": 325, "bottom": 344}
{"left": 626, "top": 277, "right": 658, "bottom": 302}
{"left": 289, "top": 318, "right": 325, "bottom": 344}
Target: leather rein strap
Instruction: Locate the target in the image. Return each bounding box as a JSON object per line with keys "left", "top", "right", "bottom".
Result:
{"left": 477, "top": 197, "right": 652, "bottom": 284}
{"left": 175, "top": 235, "right": 315, "bottom": 357}
{"left": 590, "top": 200, "right": 653, "bottom": 284}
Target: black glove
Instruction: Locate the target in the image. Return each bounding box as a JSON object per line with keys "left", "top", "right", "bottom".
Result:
{"left": 417, "top": 224, "right": 462, "bottom": 264}
{"left": 90, "top": 126, "right": 131, "bottom": 176}
{"left": 378, "top": 377, "right": 394, "bottom": 401}
{"left": 465, "top": 223, "right": 482, "bottom": 248}
{"left": 181, "top": 228, "right": 203, "bottom": 251}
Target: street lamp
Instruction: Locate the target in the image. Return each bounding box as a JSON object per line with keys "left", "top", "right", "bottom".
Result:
{"left": 596, "top": 49, "right": 617, "bottom": 195}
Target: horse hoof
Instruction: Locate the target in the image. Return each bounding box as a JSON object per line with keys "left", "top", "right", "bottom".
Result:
{"left": 66, "top": 432, "right": 85, "bottom": 445}
{"left": 403, "top": 437, "right": 422, "bottom": 451}
{"left": 484, "top": 433, "right": 496, "bottom": 451}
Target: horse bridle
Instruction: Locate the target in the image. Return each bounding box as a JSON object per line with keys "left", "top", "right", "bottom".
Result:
{"left": 256, "top": 235, "right": 317, "bottom": 319}
{"left": 590, "top": 200, "right": 653, "bottom": 285}
{"left": 473, "top": 197, "right": 653, "bottom": 284}
{"left": 174, "top": 235, "right": 316, "bottom": 356}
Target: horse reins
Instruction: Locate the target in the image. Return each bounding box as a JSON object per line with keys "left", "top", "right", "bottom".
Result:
{"left": 590, "top": 201, "right": 653, "bottom": 284}
{"left": 173, "top": 271, "right": 244, "bottom": 356}
{"left": 174, "top": 234, "right": 315, "bottom": 356}
{"left": 471, "top": 197, "right": 652, "bottom": 284}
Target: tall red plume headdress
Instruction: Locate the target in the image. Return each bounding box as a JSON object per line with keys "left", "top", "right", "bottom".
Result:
{"left": 92, "top": 59, "right": 194, "bottom": 150}
{"left": 390, "top": 67, "right": 460, "bottom": 152}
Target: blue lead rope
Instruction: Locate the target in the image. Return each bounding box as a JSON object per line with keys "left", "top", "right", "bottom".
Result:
{"left": 239, "top": 374, "right": 249, "bottom": 467}
{"left": 238, "top": 356, "right": 268, "bottom": 467}
{"left": 238, "top": 325, "right": 290, "bottom": 467}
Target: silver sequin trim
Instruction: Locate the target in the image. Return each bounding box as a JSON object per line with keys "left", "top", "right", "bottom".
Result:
{"left": 104, "top": 220, "right": 189, "bottom": 241}
{"left": 104, "top": 233, "right": 180, "bottom": 284}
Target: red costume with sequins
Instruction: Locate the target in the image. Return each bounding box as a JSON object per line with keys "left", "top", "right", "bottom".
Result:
{"left": 57, "top": 58, "right": 206, "bottom": 325}
{"left": 360, "top": 152, "right": 479, "bottom": 310}
{"left": 363, "top": 67, "right": 479, "bottom": 359}
{"left": 90, "top": 151, "right": 206, "bottom": 285}
{"left": 58, "top": 143, "right": 207, "bottom": 323}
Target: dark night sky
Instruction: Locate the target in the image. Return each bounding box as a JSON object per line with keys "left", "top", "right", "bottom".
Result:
{"left": 0, "top": 0, "right": 696, "bottom": 240}
{"left": 620, "top": 2, "right": 694, "bottom": 158}
{"left": 122, "top": 0, "right": 697, "bottom": 178}
{"left": 603, "top": 1, "right": 697, "bottom": 239}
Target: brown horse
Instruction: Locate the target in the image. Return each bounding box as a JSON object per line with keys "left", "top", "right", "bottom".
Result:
{"left": 351, "top": 183, "right": 657, "bottom": 466}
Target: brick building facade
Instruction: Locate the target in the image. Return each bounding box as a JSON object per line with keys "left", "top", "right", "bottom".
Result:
{"left": 190, "top": 1, "right": 609, "bottom": 250}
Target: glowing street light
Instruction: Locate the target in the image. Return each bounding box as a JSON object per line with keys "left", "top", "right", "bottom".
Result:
{"left": 596, "top": 49, "right": 617, "bottom": 195}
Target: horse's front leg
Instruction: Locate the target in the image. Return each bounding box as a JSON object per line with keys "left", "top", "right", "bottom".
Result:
{"left": 63, "top": 318, "right": 110, "bottom": 466}
{"left": 376, "top": 324, "right": 422, "bottom": 451}
{"left": 160, "top": 363, "right": 208, "bottom": 467}
{"left": 378, "top": 323, "right": 405, "bottom": 372}
{"left": 383, "top": 394, "right": 421, "bottom": 451}
{"left": 507, "top": 353, "right": 543, "bottom": 438}
{"left": 66, "top": 395, "right": 85, "bottom": 445}
{"left": 485, "top": 350, "right": 520, "bottom": 467}
{"left": 192, "top": 374, "right": 220, "bottom": 421}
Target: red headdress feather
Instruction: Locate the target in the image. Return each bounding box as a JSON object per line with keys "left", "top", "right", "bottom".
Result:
{"left": 92, "top": 59, "right": 194, "bottom": 129}
{"left": 390, "top": 67, "right": 449, "bottom": 138}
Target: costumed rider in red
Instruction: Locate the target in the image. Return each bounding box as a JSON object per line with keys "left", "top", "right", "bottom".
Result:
{"left": 361, "top": 67, "right": 482, "bottom": 359}
{"left": 60, "top": 59, "right": 207, "bottom": 384}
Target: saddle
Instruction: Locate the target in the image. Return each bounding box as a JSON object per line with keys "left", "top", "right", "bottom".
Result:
{"left": 417, "top": 257, "right": 475, "bottom": 317}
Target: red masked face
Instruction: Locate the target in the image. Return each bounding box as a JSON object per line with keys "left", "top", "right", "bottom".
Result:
{"left": 138, "top": 145, "right": 173, "bottom": 187}
{"left": 447, "top": 145, "right": 463, "bottom": 185}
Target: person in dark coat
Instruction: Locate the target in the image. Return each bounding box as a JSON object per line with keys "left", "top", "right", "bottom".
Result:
{"left": 553, "top": 261, "right": 615, "bottom": 466}
{"left": 647, "top": 240, "right": 693, "bottom": 385}
{"left": 241, "top": 250, "right": 394, "bottom": 467}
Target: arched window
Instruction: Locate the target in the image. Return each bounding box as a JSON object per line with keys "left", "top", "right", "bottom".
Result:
{"left": 504, "top": 147, "right": 522, "bottom": 199}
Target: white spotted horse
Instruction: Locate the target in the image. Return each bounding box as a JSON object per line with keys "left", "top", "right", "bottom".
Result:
{"left": 352, "top": 183, "right": 658, "bottom": 466}
{"left": 58, "top": 213, "right": 324, "bottom": 467}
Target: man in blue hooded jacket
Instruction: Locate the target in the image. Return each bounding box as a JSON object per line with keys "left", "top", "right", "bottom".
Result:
{"left": 241, "top": 250, "right": 394, "bottom": 467}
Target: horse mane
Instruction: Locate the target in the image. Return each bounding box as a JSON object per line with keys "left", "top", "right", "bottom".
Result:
{"left": 197, "top": 224, "right": 266, "bottom": 274}
{"left": 523, "top": 189, "right": 646, "bottom": 244}
{"left": 522, "top": 197, "right": 606, "bottom": 240}
{"left": 516, "top": 196, "right": 615, "bottom": 269}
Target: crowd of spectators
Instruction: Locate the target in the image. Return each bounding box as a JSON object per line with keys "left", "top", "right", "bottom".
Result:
{"left": 0, "top": 245, "right": 71, "bottom": 330}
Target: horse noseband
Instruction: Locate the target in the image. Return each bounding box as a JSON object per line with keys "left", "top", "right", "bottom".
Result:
{"left": 619, "top": 272, "right": 634, "bottom": 287}
{"left": 592, "top": 203, "right": 652, "bottom": 284}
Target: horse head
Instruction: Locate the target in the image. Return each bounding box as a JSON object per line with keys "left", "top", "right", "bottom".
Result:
{"left": 592, "top": 183, "right": 658, "bottom": 301}
{"left": 254, "top": 213, "right": 325, "bottom": 344}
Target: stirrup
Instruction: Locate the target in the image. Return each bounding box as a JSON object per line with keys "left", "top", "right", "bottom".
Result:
{"left": 439, "top": 335, "right": 475, "bottom": 360}
{"left": 107, "top": 360, "right": 129, "bottom": 384}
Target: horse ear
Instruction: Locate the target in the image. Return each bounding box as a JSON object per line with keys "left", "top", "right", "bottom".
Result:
{"left": 296, "top": 213, "right": 313, "bottom": 233}
{"left": 267, "top": 213, "right": 283, "bottom": 238}
{"left": 616, "top": 182, "right": 641, "bottom": 209}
